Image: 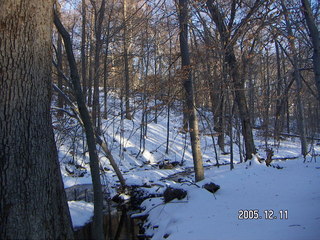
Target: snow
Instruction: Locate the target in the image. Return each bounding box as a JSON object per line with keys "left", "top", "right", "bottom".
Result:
{"left": 67, "top": 157, "right": 320, "bottom": 239}
{"left": 53, "top": 91, "right": 320, "bottom": 239}
{"left": 140, "top": 159, "right": 320, "bottom": 240}
{"left": 68, "top": 201, "right": 94, "bottom": 229}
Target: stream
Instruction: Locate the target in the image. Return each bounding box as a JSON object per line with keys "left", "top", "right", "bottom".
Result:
{"left": 65, "top": 184, "right": 146, "bottom": 240}
{"left": 64, "top": 166, "right": 223, "bottom": 240}
{"left": 74, "top": 205, "right": 142, "bottom": 240}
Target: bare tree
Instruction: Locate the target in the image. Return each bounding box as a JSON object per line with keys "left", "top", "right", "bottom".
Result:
{"left": 206, "top": 0, "right": 261, "bottom": 160}
{"left": 123, "top": 0, "right": 133, "bottom": 119}
{"left": 92, "top": 0, "right": 106, "bottom": 134}
{"left": 178, "top": 0, "right": 204, "bottom": 182}
{"left": 81, "top": 0, "right": 88, "bottom": 100}
{"left": 53, "top": 10, "right": 104, "bottom": 240}
{"left": 280, "top": 0, "right": 308, "bottom": 157}
{"left": 301, "top": 0, "right": 320, "bottom": 101}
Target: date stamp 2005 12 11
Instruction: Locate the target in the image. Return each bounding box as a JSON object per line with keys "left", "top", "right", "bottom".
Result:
{"left": 238, "top": 209, "right": 288, "bottom": 220}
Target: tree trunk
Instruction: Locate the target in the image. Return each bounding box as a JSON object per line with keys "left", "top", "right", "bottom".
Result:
{"left": 123, "top": 0, "right": 132, "bottom": 120}
{"left": 53, "top": 11, "right": 104, "bottom": 240}
{"left": 165, "top": 7, "right": 173, "bottom": 155}
{"left": 281, "top": 0, "right": 308, "bottom": 157}
{"left": 274, "top": 40, "right": 282, "bottom": 139}
{"left": 226, "top": 49, "right": 256, "bottom": 160}
{"left": 52, "top": 84, "right": 127, "bottom": 187}
{"left": 81, "top": 0, "right": 87, "bottom": 100}
{"left": 301, "top": 0, "right": 320, "bottom": 102}
{"left": 88, "top": 13, "right": 95, "bottom": 106}
{"left": 0, "top": 1, "right": 73, "bottom": 239}
{"left": 56, "top": 3, "right": 64, "bottom": 118}
{"left": 178, "top": 0, "right": 204, "bottom": 182}
{"left": 57, "top": 29, "right": 64, "bottom": 117}
{"left": 92, "top": 0, "right": 106, "bottom": 134}
{"left": 103, "top": 10, "right": 113, "bottom": 119}
{"left": 206, "top": 0, "right": 257, "bottom": 160}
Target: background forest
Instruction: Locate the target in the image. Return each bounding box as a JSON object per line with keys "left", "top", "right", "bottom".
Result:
{"left": 1, "top": 0, "right": 319, "bottom": 239}
{"left": 50, "top": 0, "right": 320, "bottom": 238}
{"left": 53, "top": 0, "right": 320, "bottom": 163}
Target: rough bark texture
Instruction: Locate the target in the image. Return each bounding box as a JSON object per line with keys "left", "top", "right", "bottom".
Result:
{"left": 57, "top": 4, "right": 64, "bottom": 118}
{"left": 178, "top": 0, "right": 204, "bottom": 182}
{"left": 53, "top": 10, "right": 104, "bottom": 240}
{"left": 0, "top": 1, "right": 74, "bottom": 239}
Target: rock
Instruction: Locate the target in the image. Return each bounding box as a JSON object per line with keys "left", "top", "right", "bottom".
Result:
{"left": 273, "top": 164, "right": 283, "bottom": 169}
{"left": 163, "top": 187, "right": 187, "bottom": 203}
{"left": 159, "top": 160, "right": 180, "bottom": 169}
{"left": 112, "top": 193, "right": 131, "bottom": 204}
{"left": 65, "top": 164, "right": 87, "bottom": 177}
{"left": 203, "top": 182, "right": 220, "bottom": 194}
{"left": 160, "top": 163, "right": 174, "bottom": 169}
{"left": 163, "top": 233, "right": 170, "bottom": 238}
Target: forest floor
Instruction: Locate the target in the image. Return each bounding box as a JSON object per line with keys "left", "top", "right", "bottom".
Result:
{"left": 53, "top": 92, "right": 320, "bottom": 240}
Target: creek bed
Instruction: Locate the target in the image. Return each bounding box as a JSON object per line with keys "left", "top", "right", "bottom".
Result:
{"left": 74, "top": 205, "right": 144, "bottom": 240}
{"left": 65, "top": 184, "right": 147, "bottom": 240}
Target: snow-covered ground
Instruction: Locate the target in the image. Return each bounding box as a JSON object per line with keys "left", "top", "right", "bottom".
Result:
{"left": 53, "top": 92, "right": 320, "bottom": 239}
{"left": 68, "top": 201, "right": 94, "bottom": 229}
{"left": 138, "top": 158, "right": 320, "bottom": 240}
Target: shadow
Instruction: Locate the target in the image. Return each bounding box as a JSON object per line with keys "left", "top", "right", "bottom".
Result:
{"left": 74, "top": 205, "right": 144, "bottom": 240}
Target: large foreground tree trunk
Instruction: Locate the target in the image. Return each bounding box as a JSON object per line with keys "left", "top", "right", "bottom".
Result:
{"left": 0, "top": 1, "right": 73, "bottom": 239}
{"left": 178, "top": 0, "right": 204, "bottom": 182}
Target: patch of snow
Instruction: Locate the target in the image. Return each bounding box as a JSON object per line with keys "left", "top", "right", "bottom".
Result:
{"left": 141, "top": 159, "right": 320, "bottom": 240}
{"left": 68, "top": 201, "right": 94, "bottom": 229}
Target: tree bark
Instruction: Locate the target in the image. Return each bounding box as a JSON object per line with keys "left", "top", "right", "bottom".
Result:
{"left": 226, "top": 49, "right": 256, "bottom": 160}
{"left": 178, "top": 0, "right": 204, "bottom": 182}
{"left": 56, "top": 3, "right": 64, "bottom": 118}
{"left": 206, "top": 0, "right": 257, "bottom": 160}
{"left": 281, "top": 0, "right": 308, "bottom": 157}
{"left": 88, "top": 12, "right": 95, "bottom": 106}
{"left": 103, "top": 8, "right": 113, "bottom": 119}
{"left": 92, "top": 0, "right": 106, "bottom": 134}
{"left": 81, "top": 0, "right": 87, "bottom": 100}
{"left": 52, "top": 83, "right": 127, "bottom": 187}
{"left": 0, "top": 1, "right": 73, "bottom": 238}
{"left": 123, "top": 0, "right": 132, "bottom": 120}
{"left": 301, "top": 0, "right": 320, "bottom": 102}
{"left": 274, "top": 40, "right": 284, "bottom": 139}
{"left": 53, "top": 10, "right": 104, "bottom": 240}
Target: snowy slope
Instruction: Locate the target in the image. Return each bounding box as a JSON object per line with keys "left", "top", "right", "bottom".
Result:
{"left": 139, "top": 159, "right": 320, "bottom": 240}
{"left": 53, "top": 92, "right": 320, "bottom": 238}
